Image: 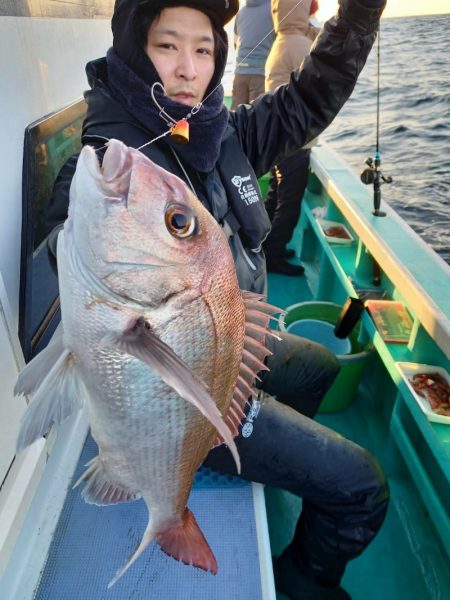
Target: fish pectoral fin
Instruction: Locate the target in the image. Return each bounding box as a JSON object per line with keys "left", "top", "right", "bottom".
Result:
{"left": 157, "top": 508, "right": 218, "bottom": 574}
{"left": 101, "top": 318, "right": 241, "bottom": 474}
{"left": 74, "top": 455, "right": 139, "bottom": 506}
{"left": 15, "top": 327, "right": 85, "bottom": 453}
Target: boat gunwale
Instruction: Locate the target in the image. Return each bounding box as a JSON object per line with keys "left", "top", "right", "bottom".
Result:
{"left": 310, "top": 142, "right": 450, "bottom": 361}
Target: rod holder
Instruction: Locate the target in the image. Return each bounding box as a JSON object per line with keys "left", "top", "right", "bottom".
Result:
{"left": 360, "top": 155, "right": 392, "bottom": 217}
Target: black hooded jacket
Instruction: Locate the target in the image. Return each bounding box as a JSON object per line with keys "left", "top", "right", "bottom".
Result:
{"left": 47, "top": 0, "right": 385, "bottom": 294}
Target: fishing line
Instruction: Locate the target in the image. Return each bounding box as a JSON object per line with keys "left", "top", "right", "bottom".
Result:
{"left": 375, "top": 26, "right": 381, "bottom": 159}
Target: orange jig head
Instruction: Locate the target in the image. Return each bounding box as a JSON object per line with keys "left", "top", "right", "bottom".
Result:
{"left": 170, "top": 120, "right": 189, "bottom": 144}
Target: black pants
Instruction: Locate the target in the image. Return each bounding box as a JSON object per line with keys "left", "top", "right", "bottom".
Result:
{"left": 264, "top": 149, "right": 311, "bottom": 261}
{"left": 203, "top": 332, "right": 389, "bottom": 587}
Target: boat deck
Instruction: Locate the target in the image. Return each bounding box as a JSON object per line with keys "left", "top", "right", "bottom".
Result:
{"left": 266, "top": 252, "right": 450, "bottom": 599}
{"left": 33, "top": 436, "right": 273, "bottom": 600}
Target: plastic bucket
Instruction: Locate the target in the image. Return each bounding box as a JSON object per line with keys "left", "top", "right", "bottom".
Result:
{"left": 286, "top": 319, "right": 352, "bottom": 356}
{"left": 279, "top": 301, "right": 370, "bottom": 413}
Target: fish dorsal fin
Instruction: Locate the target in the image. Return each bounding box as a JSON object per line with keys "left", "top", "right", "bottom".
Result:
{"left": 74, "top": 455, "right": 140, "bottom": 505}
{"left": 15, "top": 325, "right": 86, "bottom": 452}
{"left": 213, "top": 291, "right": 284, "bottom": 447}
{"left": 14, "top": 323, "right": 64, "bottom": 395}
{"left": 101, "top": 317, "right": 241, "bottom": 473}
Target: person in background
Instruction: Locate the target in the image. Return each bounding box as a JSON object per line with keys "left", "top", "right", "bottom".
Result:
{"left": 230, "top": 0, "right": 275, "bottom": 109}
{"left": 309, "top": 0, "right": 321, "bottom": 26}
{"left": 263, "top": 0, "right": 321, "bottom": 276}
{"left": 46, "top": 1, "right": 389, "bottom": 598}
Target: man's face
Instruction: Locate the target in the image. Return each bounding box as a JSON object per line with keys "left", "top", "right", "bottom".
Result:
{"left": 145, "top": 7, "right": 216, "bottom": 107}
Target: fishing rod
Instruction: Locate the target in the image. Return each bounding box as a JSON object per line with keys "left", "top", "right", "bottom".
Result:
{"left": 360, "top": 25, "right": 392, "bottom": 217}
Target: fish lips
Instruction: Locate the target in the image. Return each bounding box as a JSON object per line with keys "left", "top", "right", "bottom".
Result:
{"left": 80, "top": 140, "right": 133, "bottom": 200}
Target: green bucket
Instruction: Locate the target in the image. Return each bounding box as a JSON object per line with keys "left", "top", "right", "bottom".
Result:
{"left": 279, "top": 301, "right": 370, "bottom": 413}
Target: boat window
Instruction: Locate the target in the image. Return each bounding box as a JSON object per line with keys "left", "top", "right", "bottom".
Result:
{"left": 19, "top": 99, "right": 86, "bottom": 361}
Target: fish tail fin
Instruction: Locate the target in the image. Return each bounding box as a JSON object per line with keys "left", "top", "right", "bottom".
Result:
{"left": 107, "top": 521, "right": 156, "bottom": 588}
{"left": 157, "top": 508, "right": 218, "bottom": 574}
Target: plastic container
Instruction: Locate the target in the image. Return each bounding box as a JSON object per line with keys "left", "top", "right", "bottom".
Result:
{"left": 317, "top": 219, "right": 354, "bottom": 245}
{"left": 280, "top": 301, "right": 370, "bottom": 413}
{"left": 396, "top": 362, "right": 450, "bottom": 424}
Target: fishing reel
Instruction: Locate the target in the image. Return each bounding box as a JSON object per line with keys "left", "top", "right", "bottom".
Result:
{"left": 360, "top": 155, "right": 393, "bottom": 217}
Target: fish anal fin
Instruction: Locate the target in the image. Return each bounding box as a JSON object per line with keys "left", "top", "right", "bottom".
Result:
{"left": 157, "top": 508, "right": 218, "bottom": 574}
{"left": 74, "top": 455, "right": 139, "bottom": 506}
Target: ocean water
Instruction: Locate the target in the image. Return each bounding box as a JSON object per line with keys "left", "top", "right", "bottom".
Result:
{"left": 225, "top": 13, "right": 450, "bottom": 265}
{"left": 323, "top": 14, "right": 450, "bottom": 265}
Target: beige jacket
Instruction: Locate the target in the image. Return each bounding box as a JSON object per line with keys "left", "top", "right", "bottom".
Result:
{"left": 265, "top": 0, "right": 320, "bottom": 92}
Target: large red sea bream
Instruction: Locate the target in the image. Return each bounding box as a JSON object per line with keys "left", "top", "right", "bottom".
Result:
{"left": 14, "top": 139, "right": 279, "bottom": 586}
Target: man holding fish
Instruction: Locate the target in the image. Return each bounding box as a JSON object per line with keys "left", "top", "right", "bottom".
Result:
{"left": 33, "top": 0, "right": 390, "bottom": 598}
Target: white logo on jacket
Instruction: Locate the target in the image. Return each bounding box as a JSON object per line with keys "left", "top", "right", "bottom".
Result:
{"left": 241, "top": 398, "right": 261, "bottom": 438}
{"left": 231, "top": 174, "right": 260, "bottom": 206}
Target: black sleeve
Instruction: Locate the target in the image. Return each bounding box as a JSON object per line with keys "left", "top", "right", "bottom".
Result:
{"left": 45, "top": 153, "right": 79, "bottom": 265}
{"left": 45, "top": 153, "right": 79, "bottom": 235}
{"left": 229, "top": 0, "right": 386, "bottom": 177}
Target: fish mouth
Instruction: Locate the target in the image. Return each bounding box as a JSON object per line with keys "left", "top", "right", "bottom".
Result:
{"left": 81, "top": 140, "right": 132, "bottom": 197}
{"left": 80, "top": 144, "right": 103, "bottom": 179}
{"left": 102, "top": 139, "right": 131, "bottom": 183}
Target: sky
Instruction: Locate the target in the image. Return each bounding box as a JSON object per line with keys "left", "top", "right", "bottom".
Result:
{"left": 316, "top": 0, "right": 450, "bottom": 20}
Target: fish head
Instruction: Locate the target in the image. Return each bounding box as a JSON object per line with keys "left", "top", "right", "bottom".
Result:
{"left": 66, "top": 139, "right": 235, "bottom": 304}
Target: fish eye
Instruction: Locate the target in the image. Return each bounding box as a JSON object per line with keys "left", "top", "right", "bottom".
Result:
{"left": 165, "top": 204, "right": 197, "bottom": 238}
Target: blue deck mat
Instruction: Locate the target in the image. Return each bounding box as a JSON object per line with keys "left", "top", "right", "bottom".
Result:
{"left": 34, "top": 435, "right": 264, "bottom": 599}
